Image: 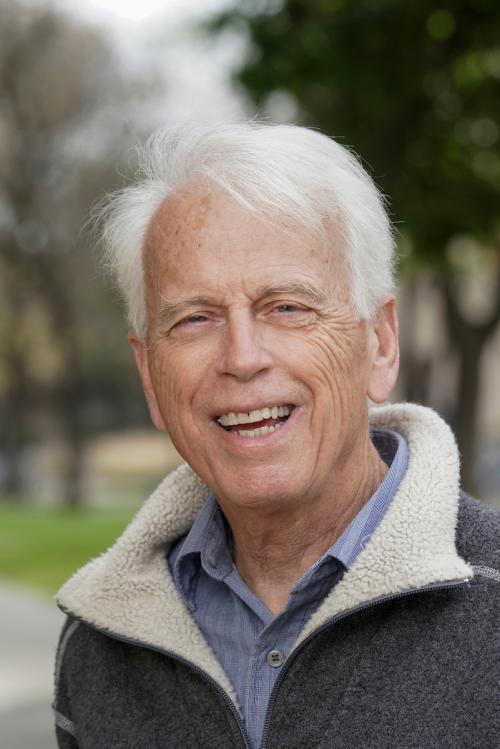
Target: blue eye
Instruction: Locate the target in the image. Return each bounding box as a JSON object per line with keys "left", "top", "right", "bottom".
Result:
{"left": 176, "top": 314, "right": 208, "bottom": 328}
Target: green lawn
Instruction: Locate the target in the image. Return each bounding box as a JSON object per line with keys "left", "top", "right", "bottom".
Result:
{"left": 0, "top": 503, "right": 138, "bottom": 596}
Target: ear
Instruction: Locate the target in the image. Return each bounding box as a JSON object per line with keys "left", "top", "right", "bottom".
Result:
{"left": 128, "top": 330, "right": 167, "bottom": 432}
{"left": 366, "top": 296, "right": 400, "bottom": 404}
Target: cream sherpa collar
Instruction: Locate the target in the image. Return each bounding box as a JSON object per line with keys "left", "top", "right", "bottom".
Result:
{"left": 56, "top": 403, "right": 472, "bottom": 706}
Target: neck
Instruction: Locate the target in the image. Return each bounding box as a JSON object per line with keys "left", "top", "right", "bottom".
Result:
{"left": 221, "top": 438, "right": 388, "bottom": 616}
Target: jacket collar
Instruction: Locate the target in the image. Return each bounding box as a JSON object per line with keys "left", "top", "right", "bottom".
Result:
{"left": 56, "top": 404, "right": 471, "bottom": 703}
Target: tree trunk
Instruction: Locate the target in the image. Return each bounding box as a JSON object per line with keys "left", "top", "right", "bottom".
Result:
{"left": 443, "top": 273, "right": 500, "bottom": 495}
{"left": 0, "top": 256, "right": 30, "bottom": 499}
{"left": 1, "top": 237, "right": 85, "bottom": 508}
{"left": 2, "top": 354, "right": 26, "bottom": 496}
{"left": 454, "top": 334, "right": 483, "bottom": 493}
{"left": 34, "top": 254, "right": 85, "bottom": 509}
{"left": 57, "top": 374, "right": 84, "bottom": 510}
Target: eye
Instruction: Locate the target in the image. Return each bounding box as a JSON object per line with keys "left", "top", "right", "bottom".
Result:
{"left": 176, "top": 313, "right": 209, "bottom": 328}
{"left": 267, "top": 301, "right": 316, "bottom": 327}
{"left": 274, "top": 303, "right": 302, "bottom": 313}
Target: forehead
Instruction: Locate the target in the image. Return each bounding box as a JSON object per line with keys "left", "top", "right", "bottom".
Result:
{"left": 143, "top": 186, "right": 348, "bottom": 300}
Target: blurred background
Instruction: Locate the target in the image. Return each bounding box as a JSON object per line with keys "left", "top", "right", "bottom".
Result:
{"left": 0, "top": 0, "right": 499, "bottom": 746}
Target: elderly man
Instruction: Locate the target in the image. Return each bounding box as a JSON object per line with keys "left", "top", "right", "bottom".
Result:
{"left": 54, "top": 123, "right": 499, "bottom": 748}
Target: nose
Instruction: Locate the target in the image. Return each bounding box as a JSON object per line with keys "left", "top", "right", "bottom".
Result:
{"left": 217, "top": 311, "right": 273, "bottom": 381}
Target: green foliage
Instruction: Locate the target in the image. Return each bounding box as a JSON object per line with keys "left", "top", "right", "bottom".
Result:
{"left": 0, "top": 503, "right": 138, "bottom": 594}
{"left": 214, "top": 0, "right": 500, "bottom": 266}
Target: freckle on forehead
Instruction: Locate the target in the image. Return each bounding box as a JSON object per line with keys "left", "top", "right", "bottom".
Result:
{"left": 145, "top": 188, "right": 214, "bottom": 266}
{"left": 143, "top": 187, "right": 351, "bottom": 307}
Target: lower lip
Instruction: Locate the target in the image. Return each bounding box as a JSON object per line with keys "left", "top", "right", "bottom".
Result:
{"left": 214, "top": 408, "right": 298, "bottom": 447}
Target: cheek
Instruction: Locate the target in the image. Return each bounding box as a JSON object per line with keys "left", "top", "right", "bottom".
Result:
{"left": 293, "top": 326, "right": 367, "bottom": 394}
{"left": 148, "top": 348, "right": 196, "bottom": 433}
{"left": 148, "top": 336, "right": 222, "bottom": 448}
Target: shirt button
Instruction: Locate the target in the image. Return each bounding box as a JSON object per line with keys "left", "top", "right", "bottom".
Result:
{"left": 266, "top": 649, "right": 285, "bottom": 668}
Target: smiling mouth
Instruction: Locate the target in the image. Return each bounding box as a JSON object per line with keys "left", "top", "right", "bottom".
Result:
{"left": 215, "top": 404, "right": 294, "bottom": 438}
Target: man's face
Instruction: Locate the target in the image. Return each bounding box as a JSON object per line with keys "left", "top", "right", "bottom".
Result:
{"left": 131, "top": 188, "right": 398, "bottom": 514}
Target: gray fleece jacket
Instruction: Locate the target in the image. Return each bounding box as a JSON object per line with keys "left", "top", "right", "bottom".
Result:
{"left": 53, "top": 404, "right": 500, "bottom": 748}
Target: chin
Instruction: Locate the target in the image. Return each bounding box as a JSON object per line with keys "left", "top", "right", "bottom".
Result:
{"left": 213, "top": 469, "right": 302, "bottom": 513}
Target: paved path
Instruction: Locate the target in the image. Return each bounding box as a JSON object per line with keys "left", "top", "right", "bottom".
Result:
{"left": 0, "top": 581, "right": 64, "bottom": 749}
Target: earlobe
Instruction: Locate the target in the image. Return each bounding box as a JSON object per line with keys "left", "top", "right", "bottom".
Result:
{"left": 128, "top": 330, "right": 167, "bottom": 432}
{"left": 366, "top": 297, "right": 400, "bottom": 404}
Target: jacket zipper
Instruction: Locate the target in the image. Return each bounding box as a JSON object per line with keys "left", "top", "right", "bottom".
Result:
{"left": 60, "top": 577, "right": 468, "bottom": 749}
{"left": 259, "top": 578, "right": 469, "bottom": 748}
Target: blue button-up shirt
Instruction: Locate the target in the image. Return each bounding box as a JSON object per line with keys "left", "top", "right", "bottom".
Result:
{"left": 168, "top": 428, "right": 408, "bottom": 749}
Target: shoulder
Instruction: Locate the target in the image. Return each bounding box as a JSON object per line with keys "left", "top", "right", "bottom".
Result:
{"left": 457, "top": 492, "right": 500, "bottom": 573}
{"left": 55, "top": 616, "right": 100, "bottom": 694}
{"left": 55, "top": 615, "right": 133, "bottom": 673}
{"left": 55, "top": 615, "right": 131, "bottom": 701}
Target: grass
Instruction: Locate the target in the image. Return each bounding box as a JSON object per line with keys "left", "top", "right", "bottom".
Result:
{"left": 0, "top": 502, "right": 139, "bottom": 596}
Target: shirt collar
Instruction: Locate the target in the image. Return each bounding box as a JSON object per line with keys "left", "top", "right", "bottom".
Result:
{"left": 171, "top": 493, "right": 232, "bottom": 596}
{"left": 171, "top": 427, "right": 408, "bottom": 596}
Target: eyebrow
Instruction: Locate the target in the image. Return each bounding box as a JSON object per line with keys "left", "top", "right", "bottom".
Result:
{"left": 258, "top": 281, "right": 328, "bottom": 306}
{"left": 155, "top": 281, "right": 328, "bottom": 328}
{"left": 156, "top": 295, "right": 217, "bottom": 327}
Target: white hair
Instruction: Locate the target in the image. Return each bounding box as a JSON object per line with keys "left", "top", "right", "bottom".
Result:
{"left": 98, "top": 122, "right": 396, "bottom": 338}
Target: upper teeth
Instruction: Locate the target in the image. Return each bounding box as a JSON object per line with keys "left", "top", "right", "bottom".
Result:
{"left": 217, "top": 405, "right": 291, "bottom": 427}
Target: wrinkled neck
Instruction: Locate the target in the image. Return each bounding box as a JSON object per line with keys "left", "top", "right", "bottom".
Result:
{"left": 223, "top": 437, "right": 388, "bottom": 616}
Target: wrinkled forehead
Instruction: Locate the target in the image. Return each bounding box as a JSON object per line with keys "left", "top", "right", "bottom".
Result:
{"left": 142, "top": 185, "right": 350, "bottom": 299}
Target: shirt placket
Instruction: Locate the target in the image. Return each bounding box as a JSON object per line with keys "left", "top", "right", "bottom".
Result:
{"left": 244, "top": 615, "right": 291, "bottom": 748}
